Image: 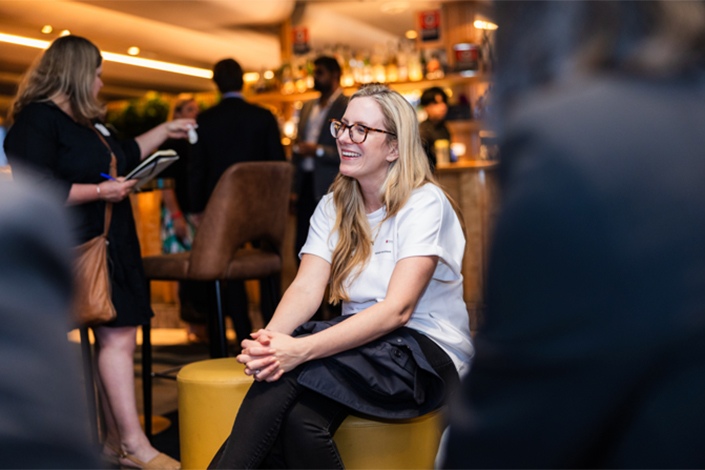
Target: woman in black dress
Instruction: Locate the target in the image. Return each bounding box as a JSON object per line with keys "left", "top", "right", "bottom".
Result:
{"left": 4, "top": 36, "right": 193, "bottom": 469}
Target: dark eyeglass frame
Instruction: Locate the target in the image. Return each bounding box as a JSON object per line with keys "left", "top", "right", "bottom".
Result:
{"left": 329, "top": 119, "right": 396, "bottom": 144}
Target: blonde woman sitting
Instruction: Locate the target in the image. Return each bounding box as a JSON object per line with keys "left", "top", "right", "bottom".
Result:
{"left": 209, "top": 84, "right": 473, "bottom": 469}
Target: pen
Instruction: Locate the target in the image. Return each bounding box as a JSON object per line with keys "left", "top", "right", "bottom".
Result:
{"left": 101, "top": 173, "right": 118, "bottom": 181}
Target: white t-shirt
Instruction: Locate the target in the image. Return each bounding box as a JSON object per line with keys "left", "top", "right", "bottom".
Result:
{"left": 300, "top": 183, "right": 474, "bottom": 376}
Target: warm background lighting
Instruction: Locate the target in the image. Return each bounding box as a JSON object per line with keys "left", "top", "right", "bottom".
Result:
{"left": 243, "top": 72, "right": 260, "bottom": 83}
{"left": 473, "top": 20, "right": 498, "bottom": 31}
{"left": 0, "top": 31, "right": 213, "bottom": 79}
{"left": 41, "top": 25, "right": 53, "bottom": 34}
{"left": 127, "top": 46, "right": 140, "bottom": 56}
{"left": 405, "top": 30, "right": 418, "bottom": 40}
{"left": 60, "top": 29, "right": 71, "bottom": 36}
{"left": 101, "top": 52, "right": 213, "bottom": 78}
{"left": 263, "top": 70, "right": 274, "bottom": 80}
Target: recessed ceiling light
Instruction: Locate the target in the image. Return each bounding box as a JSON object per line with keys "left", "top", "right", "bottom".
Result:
{"left": 127, "top": 46, "right": 140, "bottom": 56}
{"left": 41, "top": 25, "right": 53, "bottom": 34}
{"left": 405, "top": 30, "right": 418, "bottom": 40}
{"left": 381, "top": 2, "right": 409, "bottom": 15}
{"left": 60, "top": 29, "right": 70, "bottom": 37}
{"left": 0, "top": 32, "right": 213, "bottom": 79}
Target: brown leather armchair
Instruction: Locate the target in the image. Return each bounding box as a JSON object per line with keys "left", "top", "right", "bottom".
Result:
{"left": 140, "top": 161, "right": 293, "bottom": 437}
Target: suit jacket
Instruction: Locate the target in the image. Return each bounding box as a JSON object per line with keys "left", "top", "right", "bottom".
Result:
{"left": 0, "top": 181, "right": 99, "bottom": 468}
{"left": 293, "top": 91, "right": 349, "bottom": 200}
{"left": 444, "top": 75, "right": 705, "bottom": 468}
{"left": 190, "top": 97, "right": 286, "bottom": 213}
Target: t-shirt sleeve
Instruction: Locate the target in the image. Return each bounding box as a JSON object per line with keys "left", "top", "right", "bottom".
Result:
{"left": 4, "top": 106, "right": 72, "bottom": 202}
{"left": 299, "top": 195, "right": 335, "bottom": 263}
{"left": 395, "top": 186, "right": 465, "bottom": 281}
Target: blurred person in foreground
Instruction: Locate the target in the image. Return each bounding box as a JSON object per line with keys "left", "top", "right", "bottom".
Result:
{"left": 209, "top": 85, "right": 472, "bottom": 469}
{"left": 4, "top": 35, "right": 194, "bottom": 469}
{"left": 418, "top": 86, "right": 450, "bottom": 171}
{"left": 0, "top": 180, "right": 98, "bottom": 468}
{"left": 190, "top": 58, "right": 286, "bottom": 344}
{"left": 444, "top": 2, "right": 705, "bottom": 468}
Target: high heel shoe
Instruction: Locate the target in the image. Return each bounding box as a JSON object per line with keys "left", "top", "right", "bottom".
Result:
{"left": 104, "top": 444, "right": 180, "bottom": 470}
{"left": 119, "top": 452, "right": 180, "bottom": 470}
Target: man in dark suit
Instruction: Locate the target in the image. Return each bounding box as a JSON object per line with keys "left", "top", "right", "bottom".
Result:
{"left": 190, "top": 58, "right": 286, "bottom": 343}
{"left": 443, "top": 2, "right": 705, "bottom": 468}
{"left": 292, "top": 56, "right": 349, "bottom": 257}
{"left": 0, "top": 180, "right": 99, "bottom": 468}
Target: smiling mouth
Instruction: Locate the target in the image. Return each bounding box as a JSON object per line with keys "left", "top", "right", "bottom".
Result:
{"left": 341, "top": 150, "right": 362, "bottom": 158}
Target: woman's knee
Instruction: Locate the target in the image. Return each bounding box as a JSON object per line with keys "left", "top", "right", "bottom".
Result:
{"left": 93, "top": 325, "right": 138, "bottom": 352}
{"left": 281, "top": 393, "right": 347, "bottom": 450}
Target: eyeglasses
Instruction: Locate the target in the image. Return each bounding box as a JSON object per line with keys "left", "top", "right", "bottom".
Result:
{"left": 329, "top": 119, "right": 396, "bottom": 144}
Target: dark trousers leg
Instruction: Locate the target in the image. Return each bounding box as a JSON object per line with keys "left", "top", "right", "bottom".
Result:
{"left": 209, "top": 369, "right": 306, "bottom": 469}
{"left": 178, "top": 280, "right": 209, "bottom": 324}
{"left": 276, "top": 390, "right": 349, "bottom": 469}
{"left": 226, "top": 280, "right": 252, "bottom": 343}
{"left": 209, "top": 368, "right": 349, "bottom": 470}
{"left": 295, "top": 172, "right": 317, "bottom": 260}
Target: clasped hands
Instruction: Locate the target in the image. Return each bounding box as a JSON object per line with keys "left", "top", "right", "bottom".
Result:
{"left": 237, "top": 330, "right": 308, "bottom": 383}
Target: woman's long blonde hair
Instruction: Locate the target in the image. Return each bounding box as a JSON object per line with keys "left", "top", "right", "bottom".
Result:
{"left": 8, "top": 35, "right": 104, "bottom": 126}
{"left": 328, "top": 84, "right": 463, "bottom": 304}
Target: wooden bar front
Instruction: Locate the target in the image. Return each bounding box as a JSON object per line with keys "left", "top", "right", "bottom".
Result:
{"left": 436, "top": 160, "right": 499, "bottom": 330}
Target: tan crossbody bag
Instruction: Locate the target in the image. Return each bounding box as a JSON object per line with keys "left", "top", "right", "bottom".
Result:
{"left": 72, "top": 128, "right": 118, "bottom": 327}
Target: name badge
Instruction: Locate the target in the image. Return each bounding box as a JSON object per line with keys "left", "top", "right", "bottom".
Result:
{"left": 94, "top": 123, "right": 111, "bottom": 137}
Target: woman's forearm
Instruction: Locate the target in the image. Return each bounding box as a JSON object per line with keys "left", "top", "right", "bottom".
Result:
{"left": 295, "top": 256, "right": 438, "bottom": 363}
{"left": 298, "top": 300, "right": 410, "bottom": 361}
{"left": 66, "top": 183, "right": 100, "bottom": 206}
{"left": 161, "top": 188, "right": 181, "bottom": 214}
{"left": 264, "top": 254, "right": 331, "bottom": 335}
{"left": 134, "top": 119, "right": 195, "bottom": 160}
{"left": 265, "top": 280, "right": 325, "bottom": 335}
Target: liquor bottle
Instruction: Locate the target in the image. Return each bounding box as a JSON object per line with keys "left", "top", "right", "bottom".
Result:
{"left": 396, "top": 42, "right": 408, "bottom": 82}
{"left": 386, "top": 42, "right": 399, "bottom": 82}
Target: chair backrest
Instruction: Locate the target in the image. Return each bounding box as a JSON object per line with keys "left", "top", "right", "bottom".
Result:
{"left": 188, "top": 161, "right": 293, "bottom": 280}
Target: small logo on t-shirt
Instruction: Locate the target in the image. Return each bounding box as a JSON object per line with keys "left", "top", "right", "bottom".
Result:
{"left": 385, "top": 239, "right": 393, "bottom": 243}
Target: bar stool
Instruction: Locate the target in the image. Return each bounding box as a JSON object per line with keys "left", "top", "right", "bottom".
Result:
{"left": 140, "top": 161, "right": 293, "bottom": 438}
{"left": 177, "top": 358, "right": 446, "bottom": 469}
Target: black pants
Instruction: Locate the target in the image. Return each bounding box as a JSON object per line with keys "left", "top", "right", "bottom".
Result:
{"left": 178, "top": 280, "right": 252, "bottom": 343}
{"left": 209, "top": 329, "right": 460, "bottom": 469}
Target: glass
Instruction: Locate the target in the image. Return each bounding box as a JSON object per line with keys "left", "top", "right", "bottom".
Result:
{"left": 329, "top": 119, "right": 396, "bottom": 144}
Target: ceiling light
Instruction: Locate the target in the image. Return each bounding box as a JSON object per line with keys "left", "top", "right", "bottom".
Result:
{"left": 243, "top": 72, "right": 260, "bottom": 83}
{"left": 101, "top": 52, "right": 212, "bottom": 78}
{"left": 60, "top": 29, "right": 71, "bottom": 37}
{"left": 473, "top": 20, "right": 498, "bottom": 31}
{"left": 263, "top": 70, "right": 274, "bottom": 80}
{"left": 0, "top": 32, "right": 213, "bottom": 79}
{"left": 41, "top": 25, "right": 53, "bottom": 34}
{"left": 0, "top": 32, "right": 50, "bottom": 48}
{"left": 405, "top": 30, "right": 417, "bottom": 40}
{"left": 380, "top": 2, "right": 409, "bottom": 15}
{"left": 127, "top": 46, "right": 140, "bottom": 56}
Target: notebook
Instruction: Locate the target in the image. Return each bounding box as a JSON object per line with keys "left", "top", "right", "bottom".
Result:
{"left": 125, "top": 149, "right": 179, "bottom": 191}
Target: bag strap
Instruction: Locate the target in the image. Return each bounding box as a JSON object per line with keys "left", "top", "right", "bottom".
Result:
{"left": 91, "top": 126, "right": 117, "bottom": 237}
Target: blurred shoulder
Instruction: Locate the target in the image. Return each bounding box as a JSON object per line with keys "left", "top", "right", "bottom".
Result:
{"left": 11, "top": 101, "right": 61, "bottom": 125}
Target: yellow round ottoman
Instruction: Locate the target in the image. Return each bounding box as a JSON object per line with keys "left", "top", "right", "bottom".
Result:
{"left": 177, "top": 358, "right": 446, "bottom": 470}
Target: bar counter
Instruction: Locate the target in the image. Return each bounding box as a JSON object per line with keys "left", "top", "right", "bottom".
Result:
{"left": 436, "top": 160, "right": 500, "bottom": 330}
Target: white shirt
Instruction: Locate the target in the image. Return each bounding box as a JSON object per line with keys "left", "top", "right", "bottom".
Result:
{"left": 300, "top": 183, "right": 474, "bottom": 376}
